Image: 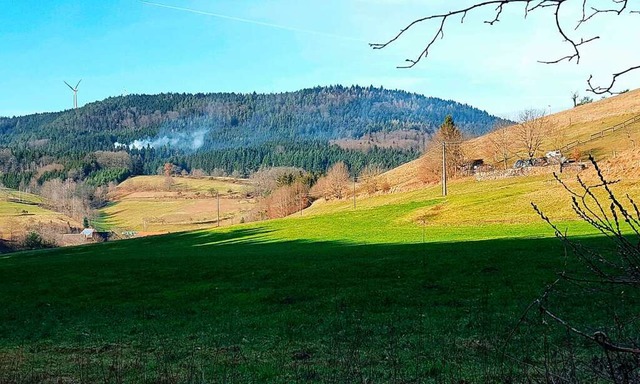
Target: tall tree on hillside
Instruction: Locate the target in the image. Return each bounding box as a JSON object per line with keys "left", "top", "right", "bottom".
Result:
{"left": 516, "top": 109, "right": 546, "bottom": 160}
{"left": 571, "top": 91, "right": 579, "bottom": 107}
{"left": 488, "top": 120, "right": 513, "bottom": 170}
{"left": 359, "top": 163, "right": 384, "bottom": 195}
{"left": 264, "top": 181, "right": 309, "bottom": 218}
{"left": 311, "top": 162, "right": 350, "bottom": 200}
{"left": 325, "top": 162, "right": 350, "bottom": 200}
{"left": 434, "top": 115, "right": 464, "bottom": 176}
{"left": 163, "top": 162, "right": 174, "bottom": 189}
{"left": 418, "top": 115, "right": 465, "bottom": 183}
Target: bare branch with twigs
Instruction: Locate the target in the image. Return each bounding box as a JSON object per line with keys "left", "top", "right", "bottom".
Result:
{"left": 371, "top": 0, "right": 639, "bottom": 94}
{"left": 521, "top": 154, "right": 640, "bottom": 374}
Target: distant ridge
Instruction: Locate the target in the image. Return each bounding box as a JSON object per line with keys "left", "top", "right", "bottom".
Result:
{"left": 0, "top": 85, "right": 503, "bottom": 145}
{"left": 0, "top": 85, "right": 506, "bottom": 184}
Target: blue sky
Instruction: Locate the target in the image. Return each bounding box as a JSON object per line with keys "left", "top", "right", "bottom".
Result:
{"left": 1, "top": 0, "right": 638, "bottom": 118}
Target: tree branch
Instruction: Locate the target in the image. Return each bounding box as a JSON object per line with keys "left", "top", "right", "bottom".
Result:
{"left": 540, "top": 305, "right": 640, "bottom": 354}
{"left": 372, "top": 0, "right": 639, "bottom": 93}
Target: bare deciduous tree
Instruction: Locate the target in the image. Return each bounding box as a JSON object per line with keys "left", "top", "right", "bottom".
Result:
{"left": 190, "top": 168, "right": 207, "bottom": 178}
{"left": 250, "top": 167, "right": 306, "bottom": 198}
{"left": 264, "top": 182, "right": 309, "bottom": 218}
{"left": 488, "top": 120, "right": 514, "bottom": 169}
{"left": 516, "top": 109, "right": 546, "bottom": 160}
{"left": 371, "top": 0, "right": 639, "bottom": 94}
{"left": 93, "top": 151, "right": 133, "bottom": 171}
{"left": 310, "top": 162, "right": 350, "bottom": 200}
{"left": 359, "top": 163, "right": 384, "bottom": 195}
{"left": 3, "top": 217, "right": 19, "bottom": 242}
{"left": 571, "top": 90, "right": 580, "bottom": 107}
{"left": 325, "top": 162, "right": 350, "bottom": 200}
{"left": 163, "top": 162, "right": 174, "bottom": 189}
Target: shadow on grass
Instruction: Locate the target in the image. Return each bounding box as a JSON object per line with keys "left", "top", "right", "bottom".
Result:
{"left": 0, "top": 228, "right": 633, "bottom": 383}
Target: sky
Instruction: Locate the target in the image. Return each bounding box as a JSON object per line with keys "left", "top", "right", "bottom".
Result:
{"left": 1, "top": 0, "right": 639, "bottom": 119}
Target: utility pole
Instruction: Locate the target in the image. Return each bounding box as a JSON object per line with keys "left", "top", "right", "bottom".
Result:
{"left": 442, "top": 142, "right": 447, "bottom": 197}
{"left": 299, "top": 185, "right": 304, "bottom": 216}
{"left": 217, "top": 191, "right": 220, "bottom": 227}
{"left": 353, "top": 177, "right": 357, "bottom": 209}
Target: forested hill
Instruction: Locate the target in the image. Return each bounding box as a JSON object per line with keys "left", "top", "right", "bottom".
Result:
{"left": 1, "top": 85, "right": 501, "bottom": 149}
{"left": 0, "top": 85, "right": 505, "bottom": 187}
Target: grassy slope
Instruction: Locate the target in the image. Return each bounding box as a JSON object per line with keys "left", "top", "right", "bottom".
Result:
{"left": 99, "top": 176, "right": 256, "bottom": 232}
{"left": 0, "top": 188, "right": 78, "bottom": 239}
{"left": 2, "top": 92, "right": 640, "bottom": 381}
{"left": 114, "top": 175, "right": 252, "bottom": 195}
{"left": 1, "top": 171, "right": 631, "bottom": 382}
{"left": 384, "top": 89, "right": 640, "bottom": 191}
{"left": 466, "top": 88, "right": 640, "bottom": 161}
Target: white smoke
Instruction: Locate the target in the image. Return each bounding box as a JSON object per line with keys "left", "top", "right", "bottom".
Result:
{"left": 116, "top": 129, "right": 209, "bottom": 151}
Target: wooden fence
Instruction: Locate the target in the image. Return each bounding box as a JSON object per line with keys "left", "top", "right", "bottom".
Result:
{"left": 561, "top": 113, "right": 640, "bottom": 152}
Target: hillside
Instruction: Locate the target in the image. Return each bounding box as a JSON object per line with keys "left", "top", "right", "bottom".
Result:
{"left": 100, "top": 175, "right": 256, "bottom": 233}
{"left": 0, "top": 187, "right": 80, "bottom": 245}
{"left": 3, "top": 88, "right": 639, "bottom": 382}
{"left": 466, "top": 88, "right": 640, "bottom": 163}
{"left": 0, "top": 86, "right": 506, "bottom": 188}
{"left": 0, "top": 86, "right": 502, "bottom": 149}
{"left": 3, "top": 90, "right": 640, "bottom": 380}
{"left": 2, "top": 156, "right": 637, "bottom": 381}
{"left": 383, "top": 89, "right": 640, "bottom": 190}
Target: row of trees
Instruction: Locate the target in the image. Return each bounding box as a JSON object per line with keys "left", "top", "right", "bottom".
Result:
{"left": 488, "top": 109, "right": 549, "bottom": 169}
{"left": 249, "top": 161, "right": 392, "bottom": 221}
{"left": 417, "top": 110, "right": 575, "bottom": 183}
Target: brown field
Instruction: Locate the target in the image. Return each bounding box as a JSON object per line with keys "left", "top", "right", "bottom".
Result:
{"left": 0, "top": 188, "right": 79, "bottom": 242}
{"left": 113, "top": 175, "right": 252, "bottom": 196}
{"left": 99, "top": 176, "right": 257, "bottom": 233}
{"left": 382, "top": 89, "right": 640, "bottom": 191}
{"left": 465, "top": 89, "right": 640, "bottom": 162}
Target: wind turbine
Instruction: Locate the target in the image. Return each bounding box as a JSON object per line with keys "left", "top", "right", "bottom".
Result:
{"left": 64, "top": 79, "right": 82, "bottom": 109}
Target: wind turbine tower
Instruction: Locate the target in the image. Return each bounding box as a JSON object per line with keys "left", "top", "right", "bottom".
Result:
{"left": 64, "top": 80, "right": 82, "bottom": 109}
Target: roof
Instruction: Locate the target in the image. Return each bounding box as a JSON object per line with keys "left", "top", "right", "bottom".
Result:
{"left": 80, "top": 228, "right": 95, "bottom": 237}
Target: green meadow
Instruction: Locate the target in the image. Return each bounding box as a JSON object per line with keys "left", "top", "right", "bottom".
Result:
{"left": 0, "top": 176, "right": 635, "bottom": 382}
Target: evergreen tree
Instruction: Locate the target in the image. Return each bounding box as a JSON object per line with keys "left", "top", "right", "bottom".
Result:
{"left": 435, "top": 115, "right": 464, "bottom": 176}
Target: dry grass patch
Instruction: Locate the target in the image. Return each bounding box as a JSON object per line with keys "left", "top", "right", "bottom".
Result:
{"left": 383, "top": 88, "right": 640, "bottom": 193}
{"left": 0, "top": 188, "right": 79, "bottom": 241}
{"left": 101, "top": 195, "right": 256, "bottom": 232}
{"left": 100, "top": 175, "right": 258, "bottom": 233}
{"left": 114, "top": 175, "right": 251, "bottom": 197}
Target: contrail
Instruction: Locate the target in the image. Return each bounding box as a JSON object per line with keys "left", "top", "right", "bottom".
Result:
{"left": 140, "top": 1, "right": 367, "bottom": 43}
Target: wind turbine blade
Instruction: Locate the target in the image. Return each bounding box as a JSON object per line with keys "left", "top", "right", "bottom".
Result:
{"left": 76, "top": 79, "right": 82, "bottom": 89}
{"left": 64, "top": 81, "right": 74, "bottom": 90}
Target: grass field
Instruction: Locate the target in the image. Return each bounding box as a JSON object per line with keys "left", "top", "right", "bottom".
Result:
{"left": 3, "top": 94, "right": 640, "bottom": 382}
{"left": 1, "top": 170, "right": 636, "bottom": 382}
{"left": 99, "top": 176, "right": 256, "bottom": 233}
{"left": 0, "top": 188, "right": 78, "bottom": 240}
{"left": 114, "top": 176, "right": 252, "bottom": 196}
